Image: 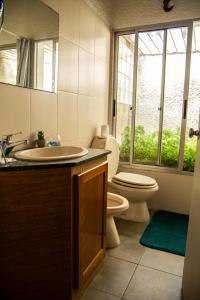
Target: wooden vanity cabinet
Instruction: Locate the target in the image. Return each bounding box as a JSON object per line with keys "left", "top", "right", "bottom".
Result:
{"left": 0, "top": 156, "right": 108, "bottom": 300}
{"left": 74, "top": 162, "right": 107, "bottom": 289}
{"left": 0, "top": 168, "right": 73, "bottom": 300}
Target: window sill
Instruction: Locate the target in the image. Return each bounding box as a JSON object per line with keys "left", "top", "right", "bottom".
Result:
{"left": 119, "top": 162, "right": 194, "bottom": 176}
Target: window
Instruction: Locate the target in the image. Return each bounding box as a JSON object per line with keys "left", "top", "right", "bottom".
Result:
{"left": 0, "top": 46, "right": 17, "bottom": 85}
{"left": 114, "top": 21, "right": 200, "bottom": 172}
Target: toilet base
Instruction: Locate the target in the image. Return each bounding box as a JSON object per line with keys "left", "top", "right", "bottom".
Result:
{"left": 118, "top": 201, "right": 150, "bottom": 222}
{"left": 106, "top": 215, "right": 120, "bottom": 248}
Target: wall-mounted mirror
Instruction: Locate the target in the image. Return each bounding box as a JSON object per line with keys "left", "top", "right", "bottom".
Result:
{"left": 0, "top": 0, "right": 59, "bottom": 93}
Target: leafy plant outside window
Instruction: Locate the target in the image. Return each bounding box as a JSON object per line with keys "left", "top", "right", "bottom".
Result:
{"left": 120, "top": 125, "right": 196, "bottom": 172}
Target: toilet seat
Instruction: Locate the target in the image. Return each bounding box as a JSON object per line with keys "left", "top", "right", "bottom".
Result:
{"left": 112, "top": 179, "right": 158, "bottom": 189}
{"left": 112, "top": 172, "right": 157, "bottom": 189}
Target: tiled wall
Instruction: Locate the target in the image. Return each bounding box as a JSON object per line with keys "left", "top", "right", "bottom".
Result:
{"left": 0, "top": 0, "right": 111, "bottom": 147}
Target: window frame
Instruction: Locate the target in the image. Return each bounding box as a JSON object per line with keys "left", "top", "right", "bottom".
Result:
{"left": 112, "top": 20, "right": 197, "bottom": 175}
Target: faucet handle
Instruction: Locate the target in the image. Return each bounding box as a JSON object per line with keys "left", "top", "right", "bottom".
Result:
{"left": 2, "top": 132, "right": 22, "bottom": 143}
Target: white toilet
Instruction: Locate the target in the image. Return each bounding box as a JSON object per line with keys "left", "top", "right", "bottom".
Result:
{"left": 107, "top": 192, "right": 129, "bottom": 248}
{"left": 91, "top": 136, "right": 159, "bottom": 222}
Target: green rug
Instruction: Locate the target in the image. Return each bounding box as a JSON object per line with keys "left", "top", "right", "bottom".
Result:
{"left": 140, "top": 210, "right": 189, "bottom": 256}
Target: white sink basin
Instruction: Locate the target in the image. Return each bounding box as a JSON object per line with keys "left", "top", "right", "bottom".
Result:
{"left": 15, "top": 146, "right": 88, "bottom": 162}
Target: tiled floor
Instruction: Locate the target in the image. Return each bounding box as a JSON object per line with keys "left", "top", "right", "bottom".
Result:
{"left": 81, "top": 218, "right": 184, "bottom": 300}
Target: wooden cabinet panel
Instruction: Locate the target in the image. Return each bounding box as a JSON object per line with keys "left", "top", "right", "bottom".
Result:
{"left": 0, "top": 169, "right": 72, "bottom": 300}
{"left": 74, "top": 163, "right": 108, "bottom": 288}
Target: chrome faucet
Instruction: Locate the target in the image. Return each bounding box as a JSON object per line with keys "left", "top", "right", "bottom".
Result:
{"left": 0, "top": 132, "right": 28, "bottom": 161}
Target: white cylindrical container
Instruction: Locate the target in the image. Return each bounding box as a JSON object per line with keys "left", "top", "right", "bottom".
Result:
{"left": 101, "top": 124, "right": 109, "bottom": 138}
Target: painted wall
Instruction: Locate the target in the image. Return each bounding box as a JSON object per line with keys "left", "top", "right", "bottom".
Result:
{"left": 182, "top": 138, "right": 200, "bottom": 298}
{"left": 0, "top": 0, "right": 111, "bottom": 148}
{"left": 110, "top": 0, "right": 200, "bottom": 30}
{"left": 119, "top": 165, "right": 193, "bottom": 215}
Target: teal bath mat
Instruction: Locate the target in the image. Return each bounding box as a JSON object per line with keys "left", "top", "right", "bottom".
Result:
{"left": 140, "top": 210, "right": 189, "bottom": 256}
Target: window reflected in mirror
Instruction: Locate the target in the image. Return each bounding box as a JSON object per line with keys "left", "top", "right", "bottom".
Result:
{"left": 0, "top": 0, "right": 59, "bottom": 93}
{"left": 0, "top": 46, "right": 17, "bottom": 85}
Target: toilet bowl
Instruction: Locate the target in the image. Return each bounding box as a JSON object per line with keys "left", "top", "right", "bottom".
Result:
{"left": 107, "top": 192, "right": 129, "bottom": 248}
{"left": 91, "top": 136, "right": 159, "bottom": 222}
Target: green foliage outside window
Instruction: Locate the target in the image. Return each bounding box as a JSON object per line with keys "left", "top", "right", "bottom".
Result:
{"left": 120, "top": 125, "right": 196, "bottom": 172}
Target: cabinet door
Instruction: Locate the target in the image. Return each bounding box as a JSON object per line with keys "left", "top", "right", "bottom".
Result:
{"left": 74, "top": 162, "right": 108, "bottom": 288}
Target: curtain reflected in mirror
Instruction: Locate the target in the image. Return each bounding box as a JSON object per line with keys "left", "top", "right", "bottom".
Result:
{"left": 0, "top": 0, "right": 59, "bottom": 93}
{"left": 0, "top": 0, "right": 4, "bottom": 32}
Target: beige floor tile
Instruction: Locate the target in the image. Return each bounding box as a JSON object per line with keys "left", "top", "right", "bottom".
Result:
{"left": 91, "top": 256, "right": 136, "bottom": 298}
{"left": 81, "top": 287, "right": 120, "bottom": 300}
{"left": 140, "top": 248, "right": 184, "bottom": 276}
{"left": 107, "top": 234, "right": 145, "bottom": 264}
{"left": 123, "top": 265, "right": 182, "bottom": 300}
{"left": 115, "top": 218, "right": 148, "bottom": 238}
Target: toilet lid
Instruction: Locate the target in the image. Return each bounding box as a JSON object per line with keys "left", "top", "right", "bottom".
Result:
{"left": 112, "top": 172, "right": 157, "bottom": 187}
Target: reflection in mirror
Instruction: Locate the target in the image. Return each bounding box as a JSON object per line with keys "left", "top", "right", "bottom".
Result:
{"left": 0, "top": 0, "right": 59, "bottom": 93}
{"left": 0, "top": 0, "right": 4, "bottom": 32}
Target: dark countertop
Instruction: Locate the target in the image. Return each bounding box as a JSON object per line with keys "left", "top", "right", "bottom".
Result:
{"left": 0, "top": 149, "right": 111, "bottom": 172}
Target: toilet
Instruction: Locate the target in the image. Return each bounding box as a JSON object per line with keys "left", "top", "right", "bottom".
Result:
{"left": 91, "top": 136, "right": 159, "bottom": 222}
{"left": 107, "top": 192, "right": 129, "bottom": 248}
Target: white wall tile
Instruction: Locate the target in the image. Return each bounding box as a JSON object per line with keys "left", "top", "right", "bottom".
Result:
{"left": 95, "top": 16, "right": 110, "bottom": 61}
{"left": 0, "top": 84, "right": 30, "bottom": 139}
{"left": 92, "top": 97, "right": 107, "bottom": 128}
{"left": 30, "top": 89, "right": 58, "bottom": 140}
{"left": 78, "top": 95, "right": 95, "bottom": 139}
{"left": 79, "top": 1, "right": 95, "bottom": 54}
{"left": 59, "top": 0, "right": 80, "bottom": 44}
{"left": 58, "top": 38, "right": 79, "bottom": 93}
{"left": 79, "top": 48, "right": 94, "bottom": 96}
{"left": 58, "top": 91, "right": 78, "bottom": 143}
{"left": 41, "top": 0, "right": 59, "bottom": 12}
{"left": 94, "top": 56, "right": 107, "bottom": 100}
{"left": 77, "top": 137, "right": 93, "bottom": 148}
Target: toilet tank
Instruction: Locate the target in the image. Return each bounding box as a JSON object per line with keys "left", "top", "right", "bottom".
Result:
{"left": 91, "top": 136, "right": 119, "bottom": 179}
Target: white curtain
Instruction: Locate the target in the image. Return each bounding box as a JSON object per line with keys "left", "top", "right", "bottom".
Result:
{"left": 16, "top": 38, "right": 32, "bottom": 87}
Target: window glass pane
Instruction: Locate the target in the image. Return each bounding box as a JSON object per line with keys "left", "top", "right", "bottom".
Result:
{"left": 161, "top": 27, "right": 187, "bottom": 168}
{"left": 133, "top": 30, "right": 164, "bottom": 165}
{"left": 184, "top": 22, "right": 200, "bottom": 172}
{"left": 116, "top": 35, "right": 135, "bottom": 162}
{"left": 34, "top": 40, "right": 58, "bottom": 92}
{"left": 0, "top": 48, "right": 17, "bottom": 84}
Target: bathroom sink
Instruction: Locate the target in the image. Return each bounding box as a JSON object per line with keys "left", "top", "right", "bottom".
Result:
{"left": 15, "top": 146, "right": 88, "bottom": 162}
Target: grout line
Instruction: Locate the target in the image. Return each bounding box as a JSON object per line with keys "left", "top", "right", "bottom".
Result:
{"left": 89, "top": 256, "right": 139, "bottom": 299}
{"left": 137, "top": 246, "right": 147, "bottom": 265}
{"left": 106, "top": 249, "right": 183, "bottom": 278}
{"left": 121, "top": 264, "right": 139, "bottom": 300}
{"left": 138, "top": 263, "right": 183, "bottom": 278}
{"left": 105, "top": 254, "right": 138, "bottom": 265}
{"left": 106, "top": 252, "right": 141, "bottom": 265}
{"left": 90, "top": 286, "right": 121, "bottom": 299}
